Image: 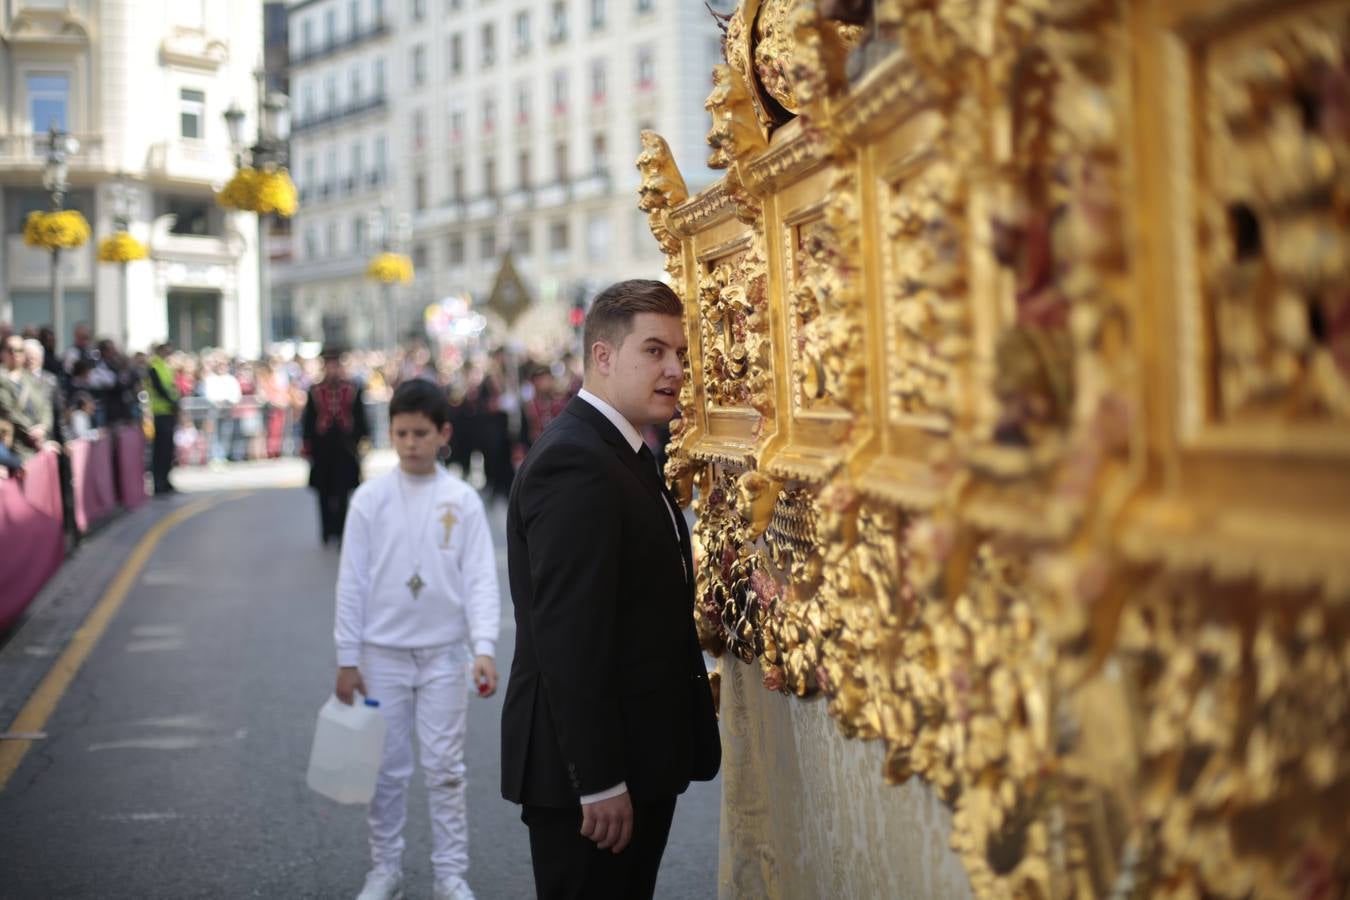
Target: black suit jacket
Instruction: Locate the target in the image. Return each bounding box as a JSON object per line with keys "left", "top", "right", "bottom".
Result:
{"left": 501, "top": 396, "right": 719, "bottom": 807}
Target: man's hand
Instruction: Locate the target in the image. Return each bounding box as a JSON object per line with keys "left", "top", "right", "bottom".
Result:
{"left": 472, "top": 655, "right": 498, "bottom": 697}
{"left": 580, "top": 791, "right": 633, "bottom": 853}
{"left": 335, "top": 666, "right": 365, "bottom": 704}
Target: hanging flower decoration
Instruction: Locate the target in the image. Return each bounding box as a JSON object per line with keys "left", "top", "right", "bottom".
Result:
{"left": 23, "top": 209, "right": 91, "bottom": 250}
{"left": 97, "top": 231, "right": 148, "bottom": 263}
{"left": 216, "top": 166, "right": 299, "bottom": 217}
{"left": 367, "top": 252, "right": 415, "bottom": 284}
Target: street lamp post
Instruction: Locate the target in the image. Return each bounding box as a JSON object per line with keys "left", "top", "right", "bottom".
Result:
{"left": 42, "top": 124, "right": 79, "bottom": 347}
{"left": 393, "top": 212, "right": 412, "bottom": 347}
{"left": 224, "top": 72, "right": 289, "bottom": 352}
{"left": 373, "top": 200, "right": 403, "bottom": 350}
{"left": 365, "top": 201, "right": 413, "bottom": 352}
{"left": 109, "top": 174, "right": 136, "bottom": 349}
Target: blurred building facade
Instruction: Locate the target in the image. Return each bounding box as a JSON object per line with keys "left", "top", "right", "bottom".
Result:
{"left": 277, "top": 0, "right": 729, "bottom": 351}
{"left": 0, "top": 0, "right": 265, "bottom": 356}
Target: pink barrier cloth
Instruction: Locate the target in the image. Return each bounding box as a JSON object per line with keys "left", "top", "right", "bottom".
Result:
{"left": 0, "top": 450, "right": 65, "bottom": 630}
{"left": 115, "top": 425, "right": 148, "bottom": 510}
{"left": 69, "top": 436, "right": 118, "bottom": 533}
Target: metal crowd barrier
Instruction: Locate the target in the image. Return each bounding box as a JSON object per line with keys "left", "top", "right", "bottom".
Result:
{"left": 174, "top": 397, "right": 390, "bottom": 466}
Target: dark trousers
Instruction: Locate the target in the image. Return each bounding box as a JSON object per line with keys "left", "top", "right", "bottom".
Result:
{"left": 152, "top": 414, "right": 176, "bottom": 493}
{"left": 317, "top": 488, "right": 351, "bottom": 544}
{"left": 522, "top": 796, "right": 677, "bottom": 900}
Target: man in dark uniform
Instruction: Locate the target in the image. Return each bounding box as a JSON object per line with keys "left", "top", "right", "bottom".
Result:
{"left": 302, "top": 347, "right": 369, "bottom": 546}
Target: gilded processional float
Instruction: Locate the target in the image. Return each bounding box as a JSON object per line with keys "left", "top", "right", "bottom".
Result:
{"left": 634, "top": 1, "right": 1350, "bottom": 897}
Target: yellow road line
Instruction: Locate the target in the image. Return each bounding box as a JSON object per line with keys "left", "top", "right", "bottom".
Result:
{"left": 0, "top": 494, "right": 234, "bottom": 792}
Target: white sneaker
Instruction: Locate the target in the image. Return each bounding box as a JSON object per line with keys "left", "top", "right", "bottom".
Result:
{"left": 433, "top": 875, "right": 476, "bottom": 900}
{"left": 355, "top": 867, "right": 403, "bottom": 900}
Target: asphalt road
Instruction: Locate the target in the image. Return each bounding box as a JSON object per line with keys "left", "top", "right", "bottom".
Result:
{"left": 0, "top": 481, "right": 719, "bottom": 899}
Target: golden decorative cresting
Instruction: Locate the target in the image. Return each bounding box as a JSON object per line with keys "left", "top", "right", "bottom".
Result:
{"left": 637, "top": 0, "right": 1350, "bottom": 897}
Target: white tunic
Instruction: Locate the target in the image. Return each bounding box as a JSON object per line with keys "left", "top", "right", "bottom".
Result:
{"left": 335, "top": 467, "right": 500, "bottom": 667}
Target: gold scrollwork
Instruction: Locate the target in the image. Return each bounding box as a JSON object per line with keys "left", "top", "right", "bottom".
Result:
{"left": 1203, "top": 7, "right": 1350, "bottom": 423}
{"left": 707, "top": 62, "right": 770, "bottom": 170}
{"left": 790, "top": 169, "right": 867, "bottom": 414}
{"left": 639, "top": 2, "right": 1350, "bottom": 898}
{"left": 968, "top": 0, "right": 1129, "bottom": 478}
{"left": 887, "top": 151, "right": 971, "bottom": 430}
{"left": 635, "top": 129, "right": 688, "bottom": 286}
{"left": 1116, "top": 574, "right": 1350, "bottom": 899}
{"left": 698, "top": 234, "right": 774, "bottom": 418}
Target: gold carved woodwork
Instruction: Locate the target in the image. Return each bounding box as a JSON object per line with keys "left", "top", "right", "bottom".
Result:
{"left": 698, "top": 231, "right": 774, "bottom": 419}
{"left": 1202, "top": 5, "right": 1350, "bottom": 425}
{"left": 789, "top": 170, "right": 867, "bottom": 417}
{"left": 641, "top": 0, "right": 1350, "bottom": 897}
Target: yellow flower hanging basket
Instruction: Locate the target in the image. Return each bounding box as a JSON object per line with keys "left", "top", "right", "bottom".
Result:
{"left": 368, "top": 252, "right": 415, "bottom": 284}
{"left": 23, "top": 209, "right": 91, "bottom": 250}
{"left": 216, "top": 166, "right": 299, "bottom": 218}
{"left": 97, "top": 231, "right": 148, "bottom": 263}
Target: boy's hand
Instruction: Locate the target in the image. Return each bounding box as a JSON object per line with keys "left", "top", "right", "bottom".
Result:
{"left": 335, "top": 666, "right": 365, "bottom": 705}
{"left": 472, "top": 656, "right": 498, "bottom": 698}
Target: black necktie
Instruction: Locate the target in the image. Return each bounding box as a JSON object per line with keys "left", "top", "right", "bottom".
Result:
{"left": 636, "top": 444, "right": 666, "bottom": 495}
{"left": 637, "top": 444, "right": 688, "bottom": 581}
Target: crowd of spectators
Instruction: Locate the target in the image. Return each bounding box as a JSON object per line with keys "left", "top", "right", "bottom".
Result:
{"left": 0, "top": 319, "right": 599, "bottom": 503}
{"left": 1, "top": 322, "right": 143, "bottom": 477}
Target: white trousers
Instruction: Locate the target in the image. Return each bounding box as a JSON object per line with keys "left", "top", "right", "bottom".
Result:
{"left": 361, "top": 643, "right": 470, "bottom": 880}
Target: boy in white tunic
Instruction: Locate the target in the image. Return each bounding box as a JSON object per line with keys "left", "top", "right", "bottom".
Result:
{"left": 334, "top": 379, "right": 500, "bottom": 900}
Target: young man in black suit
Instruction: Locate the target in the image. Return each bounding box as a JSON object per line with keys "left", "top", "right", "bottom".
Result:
{"left": 501, "top": 279, "right": 720, "bottom": 899}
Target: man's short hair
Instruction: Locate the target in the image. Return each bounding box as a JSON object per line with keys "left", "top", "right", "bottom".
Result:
{"left": 389, "top": 378, "right": 450, "bottom": 429}
{"left": 581, "top": 279, "right": 683, "bottom": 373}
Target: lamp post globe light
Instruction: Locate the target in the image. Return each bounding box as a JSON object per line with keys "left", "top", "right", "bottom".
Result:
{"left": 223, "top": 102, "right": 245, "bottom": 164}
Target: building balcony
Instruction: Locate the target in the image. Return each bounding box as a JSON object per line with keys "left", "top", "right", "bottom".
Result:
{"left": 5, "top": 236, "right": 93, "bottom": 289}
{"left": 467, "top": 196, "right": 499, "bottom": 220}
{"left": 300, "top": 171, "right": 386, "bottom": 209}
{"left": 291, "top": 95, "right": 388, "bottom": 136}
{"left": 572, "top": 172, "right": 611, "bottom": 200}
{"left": 502, "top": 189, "right": 532, "bottom": 213}
{"left": 145, "top": 139, "right": 232, "bottom": 185}
{"left": 152, "top": 222, "right": 244, "bottom": 263}
{"left": 266, "top": 234, "right": 293, "bottom": 262}
{"left": 0, "top": 132, "right": 105, "bottom": 172}
{"left": 289, "top": 20, "right": 391, "bottom": 69}
{"left": 535, "top": 182, "right": 570, "bottom": 208}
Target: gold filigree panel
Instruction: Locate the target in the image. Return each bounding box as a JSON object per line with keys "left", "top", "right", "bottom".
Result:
{"left": 883, "top": 144, "right": 971, "bottom": 434}
{"left": 697, "top": 234, "right": 774, "bottom": 419}
{"left": 785, "top": 170, "right": 866, "bottom": 421}
{"left": 643, "top": 1, "right": 1350, "bottom": 898}
{"left": 1206, "top": 4, "right": 1350, "bottom": 424}
{"left": 1193, "top": 0, "right": 1350, "bottom": 437}
{"left": 963, "top": 2, "right": 1131, "bottom": 483}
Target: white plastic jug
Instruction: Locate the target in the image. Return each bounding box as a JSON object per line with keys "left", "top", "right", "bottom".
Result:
{"left": 306, "top": 695, "right": 386, "bottom": 804}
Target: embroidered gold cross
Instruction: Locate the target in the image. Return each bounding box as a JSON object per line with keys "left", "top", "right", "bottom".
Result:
{"left": 439, "top": 506, "right": 457, "bottom": 547}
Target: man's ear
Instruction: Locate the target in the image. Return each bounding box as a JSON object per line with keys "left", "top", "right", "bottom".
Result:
{"left": 589, "top": 339, "right": 613, "bottom": 376}
{"left": 440, "top": 422, "right": 453, "bottom": 443}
